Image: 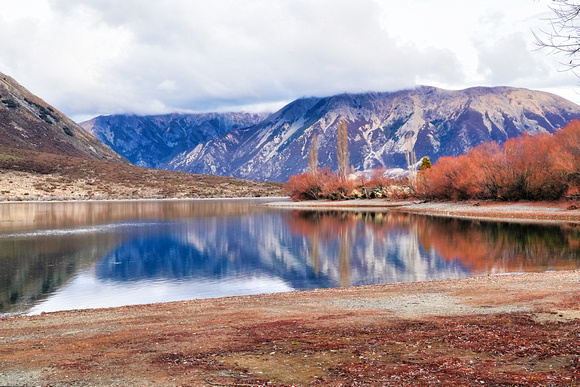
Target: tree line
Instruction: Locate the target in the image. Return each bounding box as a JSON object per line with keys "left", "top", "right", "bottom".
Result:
{"left": 284, "top": 119, "right": 580, "bottom": 202}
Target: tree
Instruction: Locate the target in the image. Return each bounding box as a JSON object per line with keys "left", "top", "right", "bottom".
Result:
{"left": 308, "top": 133, "right": 318, "bottom": 177}
{"left": 405, "top": 150, "right": 417, "bottom": 189}
{"left": 535, "top": 1, "right": 580, "bottom": 73}
{"left": 337, "top": 119, "right": 350, "bottom": 180}
{"left": 419, "top": 156, "right": 432, "bottom": 170}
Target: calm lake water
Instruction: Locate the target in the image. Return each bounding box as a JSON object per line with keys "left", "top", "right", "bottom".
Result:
{"left": 1, "top": 199, "right": 579, "bottom": 316}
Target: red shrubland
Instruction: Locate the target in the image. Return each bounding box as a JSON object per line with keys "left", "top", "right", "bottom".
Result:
{"left": 284, "top": 166, "right": 402, "bottom": 201}
{"left": 420, "top": 120, "right": 580, "bottom": 201}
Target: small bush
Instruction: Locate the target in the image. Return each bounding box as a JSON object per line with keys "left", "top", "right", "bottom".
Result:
{"left": 62, "top": 126, "right": 74, "bottom": 136}
{"left": 1, "top": 99, "right": 18, "bottom": 109}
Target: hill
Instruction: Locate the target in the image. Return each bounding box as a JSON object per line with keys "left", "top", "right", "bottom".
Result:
{"left": 0, "top": 146, "right": 281, "bottom": 200}
{"left": 0, "top": 72, "right": 124, "bottom": 163}
{"left": 0, "top": 71, "right": 281, "bottom": 200}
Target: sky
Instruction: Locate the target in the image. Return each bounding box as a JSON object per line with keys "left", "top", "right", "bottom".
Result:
{"left": 1, "top": 0, "right": 579, "bottom": 122}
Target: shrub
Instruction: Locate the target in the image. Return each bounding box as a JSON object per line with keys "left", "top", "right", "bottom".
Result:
{"left": 283, "top": 173, "right": 321, "bottom": 200}
{"left": 419, "top": 154, "right": 483, "bottom": 200}
{"left": 62, "top": 126, "right": 74, "bottom": 136}
{"left": 284, "top": 167, "right": 402, "bottom": 201}
{"left": 364, "top": 166, "right": 394, "bottom": 198}
{"left": 318, "top": 168, "right": 356, "bottom": 200}
{"left": 1, "top": 99, "right": 18, "bottom": 109}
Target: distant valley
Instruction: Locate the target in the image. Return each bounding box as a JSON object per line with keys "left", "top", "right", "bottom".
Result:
{"left": 82, "top": 86, "right": 580, "bottom": 182}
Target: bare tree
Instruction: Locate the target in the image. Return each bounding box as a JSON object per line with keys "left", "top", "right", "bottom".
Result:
{"left": 404, "top": 131, "right": 418, "bottom": 189}
{"left": 308, "top": 133, "right": 318, "bottom": 177}
{"left": 337, "top": 119, "right": 350, "bottom": 179}
{"left": 535, "top": 1, "right": 580, "bottom": 73}
{"left": 406, "top": 150, "right": 418, "bottom": 189}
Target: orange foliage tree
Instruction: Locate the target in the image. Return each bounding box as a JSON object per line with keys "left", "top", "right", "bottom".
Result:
{"left": 286, "top": 120, "right": 580, "bottom": 202}
{"left": 283, "top": 173, "right": 322, "bottom": 201}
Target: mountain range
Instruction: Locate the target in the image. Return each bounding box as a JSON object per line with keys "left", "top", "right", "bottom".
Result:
{"left": 80, "top": 112, "right": 269, "bottom": 168}
{"left": 83, "top": 86, "right": 580, "bottom": 182}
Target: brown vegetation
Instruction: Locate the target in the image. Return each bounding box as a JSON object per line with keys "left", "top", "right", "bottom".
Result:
{"left": 0, "top": 147, "right": 283, "bottom": 200}
{"left": 418, "top": 120, "right": 580, "bottom": 201}
{"left": 286, "top": 120, "right": 580, "bottom": 203}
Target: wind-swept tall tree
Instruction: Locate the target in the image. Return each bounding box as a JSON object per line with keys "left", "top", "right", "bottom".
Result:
{"left": 337, "top": 119, "right": 350, "bottom": 179}
{"left": 308, "top": 133, "right": 318, "bottom": 177}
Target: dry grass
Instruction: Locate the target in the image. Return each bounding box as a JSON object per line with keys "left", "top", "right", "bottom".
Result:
{"left": 0, "top": 147, "right": 283, "bottom": 200}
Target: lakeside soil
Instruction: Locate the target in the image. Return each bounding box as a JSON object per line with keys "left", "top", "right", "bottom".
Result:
{"left": 1, "top": 199, "right": 579, "bottom": 386}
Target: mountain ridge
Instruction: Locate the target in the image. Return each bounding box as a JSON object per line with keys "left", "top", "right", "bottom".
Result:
{"left": 84, "top": 85, "right": 580, "bottom": 182}
{"left": 81, "top": 112, "right": 270, "bottom": 168}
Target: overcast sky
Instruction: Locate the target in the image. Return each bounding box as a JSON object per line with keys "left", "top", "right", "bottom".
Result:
{"left": 1, "top": 0, "right": 579, "bottom": 122}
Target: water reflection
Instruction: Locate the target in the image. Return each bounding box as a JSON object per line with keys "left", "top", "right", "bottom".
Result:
{"left": 287, "top": 211, "right": 470, "bottom": 286}
{"left": 0, "top": 199, "right": 271, "bottom": 233}
{"left": 0, "top": 199, "right": 278, "bottom": 315}
{"left": 1, "top": 201, "right": 579, "bottom": 315}
{"left": 0, "top": 231, "right": 121, "bottom": 315}
{"left": 415, "top": 216, "right": 580, "bottom": 274}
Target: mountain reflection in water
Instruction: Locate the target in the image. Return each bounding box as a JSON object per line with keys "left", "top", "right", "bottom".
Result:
{"left": 1, "top": 200, "right": 579, "bottom": 315}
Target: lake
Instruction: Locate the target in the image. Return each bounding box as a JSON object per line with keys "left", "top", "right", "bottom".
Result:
{"left": 1, "top": 199, "right": 579, "bottom": 316}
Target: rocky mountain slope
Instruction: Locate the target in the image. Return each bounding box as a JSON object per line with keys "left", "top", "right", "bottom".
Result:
{"left": 85, "top": 86, "right": 580, "bottom": 182}
{"left": 0, "top": 72, "right": 124, "bottom": 163}
{"left": 81, "top": 112, "right": 269, "bottom": 168}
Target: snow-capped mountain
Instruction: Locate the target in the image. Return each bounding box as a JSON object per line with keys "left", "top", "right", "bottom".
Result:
{"left": 81, "top": 112, "right": 269, "bottom": 168}
{"left": 84, "top": 86, "right": 580, "bottom": 181}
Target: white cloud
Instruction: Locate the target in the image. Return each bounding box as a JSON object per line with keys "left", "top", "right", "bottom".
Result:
{"left": 0, "top": 0, "right": 579, "bottom": 121}
{"left": 475, "top": 33, "right": 549, "bottom": 85}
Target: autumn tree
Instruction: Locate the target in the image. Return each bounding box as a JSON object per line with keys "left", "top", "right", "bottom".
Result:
{"left": 284, "top": 173, "right": 321, "bottom": 201}
{"left": 337, "top": 119, "right": 350, "bottom": 180}
{"left": 419, "top": 121, "right": 580, "bottom": 201}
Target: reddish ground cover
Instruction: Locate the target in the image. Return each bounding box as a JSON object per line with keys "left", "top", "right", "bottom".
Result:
{"left": 1, "top": 270, "right": 578, "bottom": 386}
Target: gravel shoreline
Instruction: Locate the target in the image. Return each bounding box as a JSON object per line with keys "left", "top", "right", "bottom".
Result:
{"left": 1, "top": 270, "right": 579, "bottom": 385}
{"left": 267, "top": 198, "right": 580, "bottom": 223}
